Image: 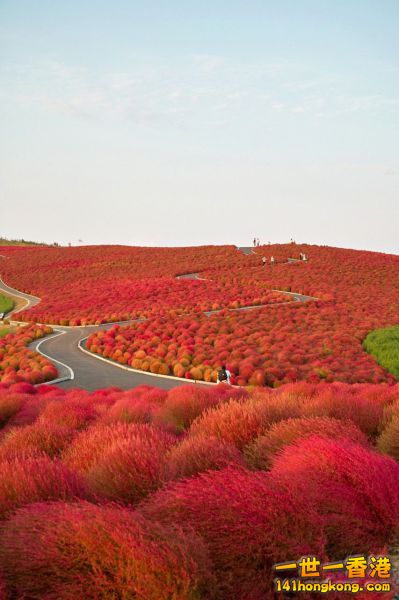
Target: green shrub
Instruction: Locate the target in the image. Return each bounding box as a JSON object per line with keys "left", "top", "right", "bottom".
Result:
{"left": 0, "top": 295, "right": 14, "bottom": 316}
{"left": 364, "top": 326, "right": 399, "bottom": 379}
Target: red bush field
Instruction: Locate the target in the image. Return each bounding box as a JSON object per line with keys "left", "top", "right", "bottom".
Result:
{"left": 0, "top": 381, "right": 397, "bottom": 598}
{"left": 0, "top": 502, "right": 214, "bottom": 600}
{"left": 2, "top": 242, "right": 399, "bottom": 387}
{"left": 1, "top": 242, "right": 399, "bottom": 597}
{"left": 270, "top": 436, "right": 399, "bottom": 556}
{"left": 139, "top": 467, "right": 326, "bottom": 599}
{"left": 0, "top": 324, "right": 58, "bottom": 385}
{"left": 0, "top": 244, "right": 286, "bottom": 324}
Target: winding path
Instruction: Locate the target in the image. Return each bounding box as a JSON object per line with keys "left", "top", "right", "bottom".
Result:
{"left": 0, "top": 249, "right": 316, "bottom": 390}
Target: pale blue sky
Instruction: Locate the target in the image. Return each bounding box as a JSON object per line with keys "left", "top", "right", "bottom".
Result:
{"left": 1, "top": 1, "right": 398, "bottom": 252}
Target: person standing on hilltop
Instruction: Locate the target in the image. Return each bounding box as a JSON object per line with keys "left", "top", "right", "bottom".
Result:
{"left": 217, "top": 365, "right": 231, "bottom": 384}
{"left": 253, "top": 237, "right": 257, "bottom": 247}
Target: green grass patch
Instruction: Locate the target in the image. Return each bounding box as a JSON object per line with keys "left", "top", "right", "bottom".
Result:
{"left": 0, "top": 294, "right": 14, "bottom": 315}
{"left": 363, "top": 325, "right": 399, "bottom": 379}
{"left": 0, "top": 327, "right": 13, "bottom": 338}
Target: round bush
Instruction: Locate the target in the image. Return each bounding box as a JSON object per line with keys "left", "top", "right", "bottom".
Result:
{"left": 377, "top": 415, "right": 399, "bottom": 460}
{"left": 63, "top": 423, "right": 175, "bottom": 503}
{"left": 0, "top": 456, "right": 86, "bottom": 520}
{"left": 163, "top": 435, "right": 245, "bottom": 481}
{"left": 0, "top": 393, "right": 25, "bottom": 428}
{"left": 101, "top": 395, "right": 157, "bottom": 425}
{"left": 0, "top": 422, "right": 76, "bottom": 460}
{"left": 139, "top": 467, "right": 325, "bottom": 599}
{"left": 188, "top": 393, "right": 302, "bottom": 450}
{"left": 302, "top": 385, "right": 389, "bottom": 437}
{"left": 0, "top": 501, "right": 215, "bottom": 600}
{"left": 62, "top": 422, "right": 144, "bottom": 474}
{"left": 155, "top": 385, "right": 223, "bottom": 432}
{"left": 0, "top": 573, "right": 5, "bottom": 600}
{"left": 270, "top": 436, "right": 399, "bottom": 556}
{"left": 37, "top": 398, "right": 97, "bottom": 430}
{"left": 245, "top": 416, "right": 367, "bottom": 470}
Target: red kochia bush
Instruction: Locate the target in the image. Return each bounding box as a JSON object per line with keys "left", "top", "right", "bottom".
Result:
{"left": 163, "top": 435, "right": 245, "bottom": 481}
{"left": 0, "top": 501, "right": 214, "bottom": 600}
{"left": 270, "top": 436, "right": 399, "bottom": 556}
{"left": 139, "top": 467, "right": 325, "bottom": 599}
{"left": 302, "top": 385, "right": 390, "bottom": 437}
{"left": 63, "top": 423, "right": 175, "bottom": 503}
{"left": 101, "top": 394, "right": 157, "bottom": 425}
{"left": 188, "top": 392, "right": 302, "bottom": 450}
{"left": 0, "top": 393, "right": 25, "bottom": 428}
{"left": 245, "top": 416, "right": 368, "bottom": 470}
{"left": 0, "top": 573, "right": 5, "bottom": 600}
{"left": 62, "top": 422, "right": 143, "bottom": 474}
{"left": 37, "top": 398, "right": 97, "bottom": 430}
{"left": 377, "top": 415, "right": 399, "bottom": 460}
{"left": 155, "top": 385, "right": 225, "bottom": 432}
{"left": 0, "top": 457, "right": 86, "bottom": 520}
{"left": 4, "top": 396, "right": 46, "bottom": 428}
{"left": 0, "top": 422, "right": 76, "bottom": 460}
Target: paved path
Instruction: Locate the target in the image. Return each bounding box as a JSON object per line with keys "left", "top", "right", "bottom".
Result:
{"left": 237, "top": 247, "right": 256, "bottom": 255}
{"left": 0, "top": 249, "right": 316, "bottom": 390}
{"left": 28, "top": 326, "right": 193, "bottom": 391}
{"left": 0, "top": 278, "right": 40, "bottom": 313}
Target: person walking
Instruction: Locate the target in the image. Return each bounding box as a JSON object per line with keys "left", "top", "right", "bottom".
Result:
{"left": 217, "top": 365, "right": 231, "bottom": 384}
{"left": 262, "top": 256, "right": 267, "bottom": 267}
{"left": 253, "top": 237, "right": 256, "bottom": 247}
{"left": 271, "top": 256, "right": 275, "bottom": 266}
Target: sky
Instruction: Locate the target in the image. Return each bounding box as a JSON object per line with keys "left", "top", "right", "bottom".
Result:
{"left": 0, "top": 1, "right": 398, "bottom": 253}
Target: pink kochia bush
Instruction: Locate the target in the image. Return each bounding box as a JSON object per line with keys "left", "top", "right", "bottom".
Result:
{"left": 63, "top": 423, "right": 176, "bottom": 503}
{"left": 244, "top": 416, "right": 368, "bottom": 470}
{"left": 139, "top": 467, "right": 326, "bottom": 600}
{"left": 0, "top": 501, "right": 215, "bottom": 600}
{"left": 0, "top": 456, "right": 86, "bottom": 520}
{"left": 269, "top": 436, "right": 399, "bottom": 556}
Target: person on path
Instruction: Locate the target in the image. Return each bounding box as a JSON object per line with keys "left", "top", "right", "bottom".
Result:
{"left": 302, "top": 253, "right": 307, "bottom": 261}
{"left": 217, "top": 365, "right": 231, "bottom": 384}
{"left": 262, "top": 256, "right": 267, "bottom": 267}
{"left": 271, "top": 256, "right": 275, "bottom": 266}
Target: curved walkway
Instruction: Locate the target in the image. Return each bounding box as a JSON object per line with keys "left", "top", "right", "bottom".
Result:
{"left": 0, "top": 251, "right": 317, "bottom": 391}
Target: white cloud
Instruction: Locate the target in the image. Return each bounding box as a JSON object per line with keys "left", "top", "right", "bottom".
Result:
{"left": 1, "top": 56, "right": 398, "bottom": 128}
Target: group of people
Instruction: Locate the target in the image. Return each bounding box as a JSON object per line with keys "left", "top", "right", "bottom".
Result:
{"left": 253, "top": 237, "right": 261, "bottom": 247}
{"left": 261, "top": 255, "right": 276, "bottom": 266}
{"left": 217, "top": 248, "right": 309, "bottom": 386}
